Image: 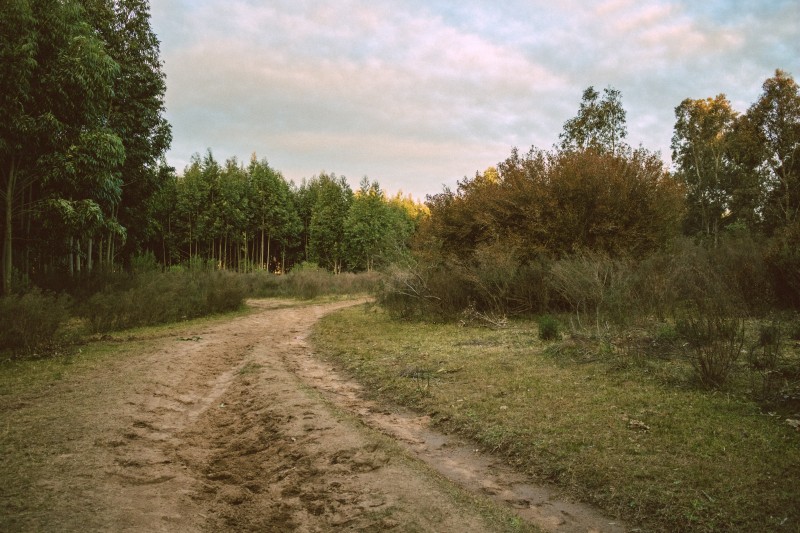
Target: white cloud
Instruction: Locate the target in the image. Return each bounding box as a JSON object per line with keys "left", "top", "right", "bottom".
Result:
{"left": 151, "top": 0, "right": 800, "bottom": 196}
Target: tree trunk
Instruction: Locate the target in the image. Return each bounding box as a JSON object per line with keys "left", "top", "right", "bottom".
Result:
{"left": 68, "top": 236, "right": 74, "bottom": 277}
{"left": 87, "top": 237, "right": 93, "bottom": 273}
{"left": 3, "top": 156, "right": 17, "bottom": 295}
{"left": 260, "top": 225, "right": 265, "bottom": 271}
{"left": 266, "top": 231, "right": 271, "bottom": 274}
{"left": 76, "top": 238, "right": 82, "bottom": 274}
{"left": 2, "top": 157, "right": 16, "bottom": 295}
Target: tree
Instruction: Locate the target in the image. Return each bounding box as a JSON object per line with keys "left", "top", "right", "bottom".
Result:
{"left": 248, "top": 156, "right": 300, "bottom": 272}
{"left": 309, "top": 173, "right": 352, "bottom": 273}
{"left": 743, "top": 70, "right": 800, "bottom": 234}
{"left": 671, "top": 95, "right": 739, "bottom": 242}
{"left": 78, "top": 0, "right": 172, "bottom": 261}
{"left": 1, "top": 0, "right": 122, "bottom": 293}
{"left": 345, "top": 178, "right": 392, "bottom": 272}
{"left": 560, "top": 86, "right": 628, "bottom": 155}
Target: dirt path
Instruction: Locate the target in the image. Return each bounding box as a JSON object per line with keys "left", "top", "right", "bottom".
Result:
{"left": 1, "top": 299, "right": 624, "bottom": 532}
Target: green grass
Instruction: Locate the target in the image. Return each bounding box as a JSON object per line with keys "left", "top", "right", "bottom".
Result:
{"left": 312, "top": 306, "right": 800, "bottom": 533}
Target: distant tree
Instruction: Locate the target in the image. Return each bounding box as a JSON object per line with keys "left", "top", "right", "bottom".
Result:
{"left": 671, "top": 95, "right": 739, "bottom": 242}
{"left": 309, "top": 173, "right": 352, "bottom": 273}
{"left": 248, "top": 156, "right": 301, "bottom": 272}
{"left": 292, "top": 177, "right": 320, "bottom": 262}
{"left": 217, "top": 157, "right": 250, "bottom": 271}
{"left": 560, "top": 86, "right": 628, "bottom": 155}
{"left": 345, "top": 178, "right": 392, "bottom": 272}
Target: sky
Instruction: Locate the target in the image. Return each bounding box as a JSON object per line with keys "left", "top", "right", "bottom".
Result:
{"left": 150, "top": 0, "right": 799, "bottom": 199}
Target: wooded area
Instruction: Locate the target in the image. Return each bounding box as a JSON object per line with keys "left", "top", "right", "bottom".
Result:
{"left": 1, "top": 1, "right": 798, "bottom": 313}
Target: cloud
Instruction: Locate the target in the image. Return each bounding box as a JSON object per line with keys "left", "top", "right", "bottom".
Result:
{"left": 152, "top": 0, "right": 800, "bottom": 196}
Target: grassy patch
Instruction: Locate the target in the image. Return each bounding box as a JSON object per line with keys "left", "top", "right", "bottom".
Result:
{"left": 312, "top": 306, "right": 800, "bottom": 533}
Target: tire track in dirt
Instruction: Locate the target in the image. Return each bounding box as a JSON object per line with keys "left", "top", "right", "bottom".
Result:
{"left": 3, "top": 299, "right": 511, "bottom": 532}
{"left": 3, "top": 298, "right": 627, "bottom": 532}
{"left": 286, "top": 309, "right": 628, "bottom": 533}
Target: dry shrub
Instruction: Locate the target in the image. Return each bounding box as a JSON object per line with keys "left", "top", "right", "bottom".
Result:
{"left": 548, "top": 251, "right": 632, "bottom": 330}
{"left": 677, "top": 308, "right": 745, "bottom": 389}
{"left": 378, "top": 262, "right": 451, "bottom": 319}
{"left": 466, "top": 243, "right": 552, "bottom": 315}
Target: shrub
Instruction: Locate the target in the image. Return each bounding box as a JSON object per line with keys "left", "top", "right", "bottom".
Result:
{"left": 0, "top": 290, "right": 69, "bottom": 357}
{"left": 765, "top": 221, "right": 800, "bottom": 309}
{"left": 676, "top": 309, "right": 745, "bottom": 389}
{"left": 82, "top": 270, "right": 246, "bottom": 333}
{"left": 378, "top": 262, "right": 445, "bottom": 319}
{"left": 537, "top": 315, "right": 561, "bottom": 341}
{"left": 548, "top": 251, "right": 632, "bottom": 330}
{"left": 747, "top": 321, "right": 784, "bottom": 402}
{"left": 130, "top": 251, "right": 160, "bottom": 275}
{"left": 289, "top": 263, "right": 332, "bottom": 300}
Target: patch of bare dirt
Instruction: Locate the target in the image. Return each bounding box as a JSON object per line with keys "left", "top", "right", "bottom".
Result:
{"left": 1, "top": 298, "right": 626, "bottom": 532}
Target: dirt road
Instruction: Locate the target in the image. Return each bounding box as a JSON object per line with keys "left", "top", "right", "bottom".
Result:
{"left": 1, "top": 299, "right": 623, "bottom": 532}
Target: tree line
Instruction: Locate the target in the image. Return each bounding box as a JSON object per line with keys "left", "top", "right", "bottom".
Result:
{"left": 150, "top": 151, "right": 424, "bottom": 274}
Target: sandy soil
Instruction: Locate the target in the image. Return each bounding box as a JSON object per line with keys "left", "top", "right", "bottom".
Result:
{"left": 1, "top": 299, "right": 625, "bottom": 532}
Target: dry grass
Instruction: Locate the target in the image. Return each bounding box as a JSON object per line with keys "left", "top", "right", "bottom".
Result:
{"left": 312, "top": 305, "right": 800, "bottom": 533}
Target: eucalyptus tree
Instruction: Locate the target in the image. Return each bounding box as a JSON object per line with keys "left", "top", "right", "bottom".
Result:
{"left": 175, "top": 152, "right": 218, "bottom": 262}
{"left": 671, "top": 95, "right": 739, "bottom": 242}
{"left": 1, "top": 0, "right": 122, "bottom": 293}
{"left": 217, "top": 157, "right": 251, "bottom": 271}
{"left": 345, "top": 178, "right": 392, "bottom": 271}
{"left": 248, "top": 156, "right": 300, "bottom": 272}
{"left": 559, "top": 86, "right": 628, "bottom": 156}
{"left": 292, "top": 177, "right": 320, "bottom": 261}
{"left": 78, "top": 0, "right": 171, "bottom": 262}
{"left": 742, "top": 70, "right": 800, "bottom": 234}
{"left": 309, "top": 173, "right": 353, "bottom": 273}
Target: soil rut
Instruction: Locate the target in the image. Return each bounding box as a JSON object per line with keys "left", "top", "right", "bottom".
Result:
{"left": 1, "top": 299, "right": 625, "bottom": 532}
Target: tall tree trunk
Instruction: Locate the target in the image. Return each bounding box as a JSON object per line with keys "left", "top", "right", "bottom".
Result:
{"left": 266, "top": 231, "right": 271, "bottom": 274}
{"left": 2, "top": 158, "right": 16, "bottom": 295}
{"left": 69, "top": 236, "right": 74, "bottom": 277}
{"left": 87, "top": 237, "right": 93, "bottom": 273}
{"left": 76, "top": 238, "right": 82, "bottom": 274}
{"left": 260, "top": 224, "right": 265, "bottom": 271}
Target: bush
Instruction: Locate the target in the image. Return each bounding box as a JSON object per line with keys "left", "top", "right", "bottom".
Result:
{"left": 537, "top": 315, "right": 561, "bottom": 341}
{"left": 82, "top": 270, "right": 246, "bottom": 333}
{"left": 288, "top": 263, "right": 332, "bottom": 300}
{"left": 548, "top": 251, "right": 632, "bottom": 330}
{"left": 378, "top": 262, "right": 446, "bottom": 319}
{"left": 765, "top": 221, "right": 800, "bottom": 309}
{"left": 676, "top": 309, "right": 745, "bottom": 389}
{"left": 747, "top": 321, "right": 784, "bottom": 402}
{"left": 0, "top": 290, "right": 69, "bottom": 357}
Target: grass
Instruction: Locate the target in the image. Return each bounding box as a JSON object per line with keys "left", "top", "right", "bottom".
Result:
{"left": 312, "top": 305, "right": 800, "bottom": 533}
